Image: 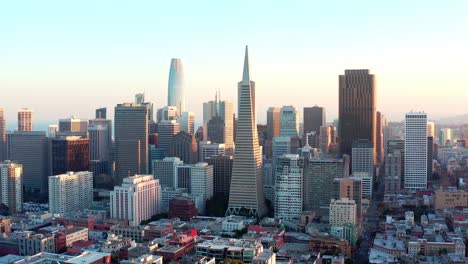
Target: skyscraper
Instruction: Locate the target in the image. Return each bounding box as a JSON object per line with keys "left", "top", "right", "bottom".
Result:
{"left": 17, "top": 108, "right": 33, "bottom": 131}
{"left": 206, "top": 155, "right": 233, "bottom": 197}
{"left": 303, "top": 106, "right": 325, "bottom": 147}
{"left": 427, "top": 121, "right": 435, "bottom": 138}
{"left": 351, "top": 139, "right": 374, "bottom": 177}
{"left": 114, "top": 103, "right": 148, "bottom": 184}
{"left": 274, "top": 154, "right": 303, "bottom": 221}
{"left": 384, "top": 151, "right": 401, "bottom": 195}
{"left": 339, "top": 70, "right": 376, "bottom": 159}
{"left": 202, "top": 92, "right": 234, "bottom": 152}
{"left": 168, "top": 58, "right": 185, "bottom": 115}
{"left": 51, "top": 136, "right": 90, "bottom": 175}
{"left": 6, "top": 131, "right": 48, "bottom": 193}
{"left": 156, "top": 120, "right": 180, "bottom": 157}
{"left": 179, "top": 112, "right": 195, "bottom": 135}
{"left": 170, "top": 131, "right": 198, "bottom": 164}
{"left": 279, "top": 105, "right": 299, "bottom": 137}
{"left": 404, "top": 112, "right": 428, "bottom": 190}
{"left": 88, "top": 120, "right": 112, "bottom": 177}
{"left": 48, "top": 124, "right": 58, "bottom": 138}
{"left": 95, "top": 107, "right": 107, "bottom": 119}
{"left": 48, "top": 171, "right": 93, "bottom": 214}
{"left": 0, "top": 160, "right": 23, "bottom": 213}
{"left": 0, "top": 108, "right": 5, "bottom": 161}
{"left": 110, "top": 175, "right": 161, "bottom": 226}
{"left": 226, "top": 46, "right": 266, "bottom": 217}
{"left": 376, "top": 111, "right": 384, "bottom": 164}
{"left": 266, "top": 107, "right": 280, "bottom": 141}
{"left": 58, "top": 117, "right": 88, "bottom": 138}
{"left": 319, "top": 126, "right": 331, "bottom": 154}
{"left": 153, "top": 157, "right": 183, "bottom": 188}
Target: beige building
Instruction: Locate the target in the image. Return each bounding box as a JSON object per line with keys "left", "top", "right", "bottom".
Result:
{"left": 17, "top": 108, "right": 33, "bottom": 131}
{"left": 329, "top": 198, "right": 356, "bottom": 227}
{"left": 434, "top": 188, "right": 468, "bottom": 210}
{"left": 0, "top": 160, "right": 23, "bottom": 213}
{"left": 48, "top": 171, "right": 93, "bottom": 214}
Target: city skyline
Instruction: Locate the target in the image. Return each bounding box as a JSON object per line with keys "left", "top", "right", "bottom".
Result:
{"left": 1, "top": 1, "right": 468, "bottom": 127}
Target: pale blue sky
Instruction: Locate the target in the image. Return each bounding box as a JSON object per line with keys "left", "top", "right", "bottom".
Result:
{"left": 1, "top": 0, "right": 467, "bottom": 129}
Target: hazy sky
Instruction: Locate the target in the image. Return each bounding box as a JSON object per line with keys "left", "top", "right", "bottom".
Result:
{"left": 1, "top": 0, "right": 467, "bottom": 129}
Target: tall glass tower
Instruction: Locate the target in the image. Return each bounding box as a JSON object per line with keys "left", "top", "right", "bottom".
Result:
{"left": 168, "top": 58, "right": 185, "bottom": 115}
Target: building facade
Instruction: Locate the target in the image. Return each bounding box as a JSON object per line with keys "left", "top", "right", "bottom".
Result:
{"left": 274, "top": 154, "right": 303, "bottom": 221}
{"left": 0, "top": 161, "right": 23, "bottom": 213}
{"left": 168, "top": 58, "right": 185, "bottom": 115}
{"left": 48, "top": 171, "right": 93, "bottom": 214}
{"left": 17, "top": 108, "right": 33, "bottom": 131}
{"left": 404, "top": 112, "right": 428, "bottom": 190}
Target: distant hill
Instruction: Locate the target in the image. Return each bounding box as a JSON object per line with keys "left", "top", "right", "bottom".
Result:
{"left": 435, "top": 114, "right": 468, "bottom": 125}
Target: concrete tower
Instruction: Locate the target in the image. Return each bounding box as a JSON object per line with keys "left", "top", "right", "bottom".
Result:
{"left": 226, "top": 46, "right": 266, "bottom": 217}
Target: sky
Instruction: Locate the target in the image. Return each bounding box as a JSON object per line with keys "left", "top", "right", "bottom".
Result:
{"left": 1, "top": 0, "right": 467, "bottom": 130}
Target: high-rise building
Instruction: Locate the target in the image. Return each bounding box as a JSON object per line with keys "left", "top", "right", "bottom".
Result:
{"left": 168, "top": 58, "right": 185, "bottom": 115}
{"left": 351, "top": 139, "right": 374, "bottom": 177}
{"left": 156, "top": 120, "right": 180, "bottom": 157}
{"left": 226, "top": 46, "right": 266, "bottom": 217}
{"left": 48, "top": 171, "right": 93, "bottom": 214}
{"left": 179, "top": 112, "right": 195, "bottom": 135}
{"left": 279, "top": 106, "right": 299, "bottom": 137}
{"left": 17, "top": 108, "right": 33, "bottom": 132}
{"left": 387, "top": 139, "right": 405, "bottom": 180}
{"left": 58, "top": 117, "right": 88, "bottom": 137}
{"left": 206, "top": 155, "right": 233, "bottom": 197}
{"left": 376, "top": 111, "right": 384, "bottom": 164}
{"left": 114, "top": 103, "right": 148, "bottom": 184}
{"left": 427, "top": 136, "right": 434, "bottom": 178}
{"left": 48, "top": 124, "right": 58, "bottom": 138}
{"left": 6, "top": 131, "right": 48, "bottom": 193}
{"left": 439, "top": 128, "right": 452, "bottom": 146}
{"left": 339, "top": 70, "right": 376, "bottom": 160}
{"left": 274, "top": 154, "right": 303, "bottom": 221}
{"left": 135, "top": 93, "right": 145, "bottom": 104}
{"left": 385, "top": 151, "right": 401, "bottom": 196}
{"left": 404, "top": 112, "right": 428, "bottom": 190}
{"left": 157, "top": 106, "right": 179, "bottom": 122}
{"left": 329, "top": 198, "right": 357, "bottom": 227}
{"left": 88, "top": 118, "right": 112, "bottom": 176}
{"left": 461, "top": 124, "right": 468, "bottom": 142}
{"left": 0, "top": 108, "right": 5, "bottom": 161}
{"left": 0, "top": 160, "right": 23, "bottom": 213}
{"left": 332, "top": 177, "right": 362, "bottom": 219}
{"left": 303, "top": 106, "right": 325, "bottom": 147}
{"left": 95, "top": 107, "right": 107, "bottom": 119}
{"left": 153, "top": 157, "right": 183, "bottom": 188}
{"left": 203, "top": 92, "right": 234, "bottom": 152}
{"left": 267, "top": 107, "right": 281, "bottom": 141}
{"left": 304, "top": 155, "right": 349, "bottom": 214}
{"left": 110, "top": 175, "right": 161, "bottom": 226}
{"left": 170, "top": 131, "right": 198, "bottom": 164}
{"left": 199, "top": 141, "right": 226, "bottom": 161}
{"left": 51, "top": 136, "right": 90, "bottom": 175}
{"left": 272, "top": 136, "right": 292, "bottom": 170}
{"left": 319, "top": 126, "right": 331, "bottom": 154}
{"left": 427, "top": 122, "right": 435, "bottom": 138}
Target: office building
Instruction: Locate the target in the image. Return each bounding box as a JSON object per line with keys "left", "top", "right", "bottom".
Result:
{"left": 279, "top": 105, "right": 299, "bottom": 137}
{"left": 179, "top": 111, "right": 195, "bottom": 135}
{"left": 168, "top": 58, "right": 185, "bottom": 115}
{"left": 376, "top": 111, "right": 384, "bottom": 164}
{"left": 114, "top": 103, "right": 148, "bottom": 184}
{"left": 153, "top": 157, "right": 183, "bottom": 188}
{"left": 351, "top": 139, "right": 374, "bottom": 177}
{"left": 48, "top": 171, "right": 93, "bottom": 214}
{"left": 110, "top": 175, "right": 161, "bottom": 226}
{"left": 385, "top": 151, "right": 401, "bottom": 195}
{"left": 352, "top": 172, "right": 373, "bottom": 198}
{"left": 95, "top": 107, "right": 107, "bottom": 119}
{"left": 226, "top": 46, "right": 266, "bottom": 217}
{"left": 169, "top": 196, "right": 199, "bottom": 221}
{"left": 51, "top": 136, "right": 89, "bottom": 175}
{"left": 48, "top": 124, "right": 58, "bottom": 138}
{"left": 157, "top": 106, "right": 179, "bottom": 122}
{"left": 58, "top": 116, "right": 88, "bottom": 137}
{"left": 206, "top": 155, "right": 233, "bottom": 196}
{"left": 329, "top": 198, "right": 357, "bottom": 227}
{"left": 203, "top": 92, "right": 234, "bottom": 152}
{"left": 339, "top": 70, "right": 376, "bottom": 159}
{"left": 267, "top": 107, "right": 281, "bottom": 141}
{"left": 0, "top": 161, "right": 23, "bottom": 213}
{"left": 303, "top": 106, "right": 325, "bottom": 147}
{"left": 427, "top": 136, "right": 434, "bottom": 178}
{"left": 199, "top": 141, "right": 226, "bottom": 161}
{"left": 0, "top": 108, "right": 5, "bottom": 161}
{"left": 319, "top": 126, "right": 331, "bottom": 154}
{"left": 387, "top": 139, "right": 405, "bottom": 179}
{"left": 156, "top": 120, "right": 180, "bottom": 157}
{"left": 304, "top": 155, "right": 349, "bottom": 214}
{"left": 17, "top": 108, "right": 33, "bottom": 131}
{"left": 404, "top": 112, "right": 428, "bottom": 190}
{"left": 427, "top": 122, "right": 435, "bottom": 138}
{"left": 333, "top": 177, "right": 362, "bottom": 219}
{"left": 274, "top": 154, "right": 303, "bottom": 221}
{"left": 175, "top": 163, "right": 214, "bottom": 214}
{"left": 88, "top": 118, "right": 112, "bottom": 176}
{"left": 170, "top": 131, "right": 198, "bottom": 164}
{"left": 6, "top": 131, "right": 48, "bottom": 193}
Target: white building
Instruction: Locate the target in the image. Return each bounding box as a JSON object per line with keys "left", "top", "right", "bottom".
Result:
{"left": 157, "top": 106, "right": 179, "bottom": 122}
{"left": 110, "top": 175, "right": 161, "bottom": 226}
{"left": 279, "top": 106, "right": 299, "bottom": 137}
{"left": 329, "top": 198, "right": 357, "bottom": 227}
{"left": 404, "top": 112, "right": 428, "bottom": 190}
{"left": 0, "top": 160, "right": 23, "bottom": 213}
{"left": 351, "top": 139, "right": 374, "bottom": 177}
{"left": 274, "top": 154, "right": 303, "bottom": 221}
{"left": 222, "top": 216, "right": 246, "bottom": 232}
{"left": 48, "top": 171, "right": 93, "bottom": 214}
{"left": 199, "top": 141, "right": 225, "bottom": 161}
